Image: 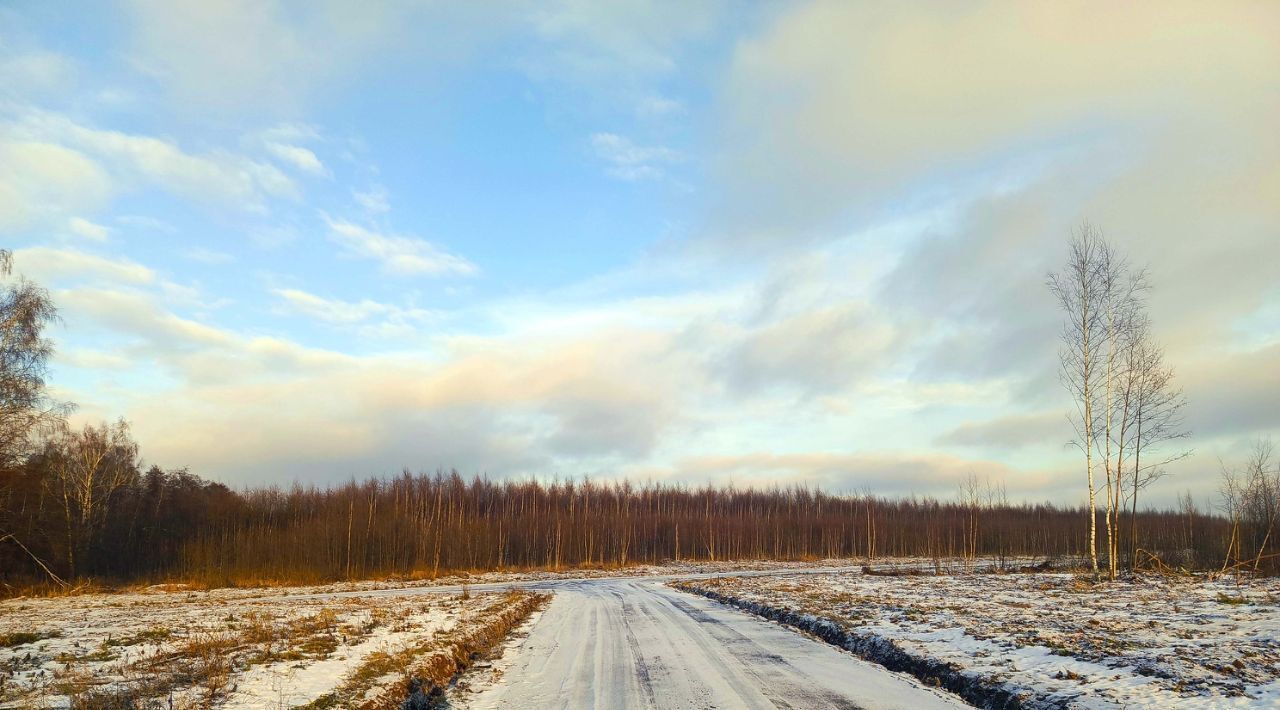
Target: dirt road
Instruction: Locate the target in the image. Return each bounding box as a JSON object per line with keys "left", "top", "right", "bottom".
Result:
{"left": 460, "top": 577, "right": 967, "bottom": 709}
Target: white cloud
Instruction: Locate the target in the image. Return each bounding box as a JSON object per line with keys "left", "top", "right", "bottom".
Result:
{"left": 266, "top": 142, "right": 328, "bottom": 177}
{"left": 325, "top": 216, "right": 477, "bottom": 277}
{"left": 183, "top": 247, "right": 234, "bottom": 265}
{"left": 67, "top": 216, "right": 111, "bottom": 241}
{"left": 122, "top": 0, "right": 514, "bottom": 113}
{"left": 714, "top": 0, "right": 1280, "bottom": 243}
{"left": 7, "top": 109, "right": 298, "bottom": 212}
{"left": 57, "top": 348, "right": 132, "bottom": 371}
{"left": 636, "top": 95, "right": 683, "bottom": 118}
{"left": 13, "top": 246, "right": 154, "bottom": 285}
{"left": 0, "top": 141, "right": 112, "bottom": 231}
{"left": 353, "top": 186, "right": 390, "bottom": 214}
{"left": 590, "top": 132, "right": 682, "bottom": 181}
{"left": 273, "top": 287, "right": 438, "bottom": 330}
{"left": 526, "top": 1, "right": 723, "bottom": 85}
{"left": 0, "top": 50, "right": 76, "bottom": 98}
{"left": 116, "top": 214, "right": 176, "bottom": 233}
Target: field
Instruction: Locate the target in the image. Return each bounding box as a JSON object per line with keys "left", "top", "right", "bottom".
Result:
{"left": 6, "top": 560, "right": 1280, "bottom": 708}
{"left": 0, "top": 583, "right": 545, "bottom": 709}
{"left": 0, "top": 559, "right": 847, "bottom": 709}
{"left": 675, "top": 568, "right": 1280, "bottom": 708}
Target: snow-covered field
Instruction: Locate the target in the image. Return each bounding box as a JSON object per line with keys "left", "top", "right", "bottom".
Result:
{"left": 676, "top": 570, "right": 1280, "bottom": 708}
{"left": 0, "top": 560, "right": 857, "bottom": 709}
{"left": 12, "top": 559, "right": 1274, "bottom": 709}
{"left": 0, "top": 583, "right": 538, "bottom": 709}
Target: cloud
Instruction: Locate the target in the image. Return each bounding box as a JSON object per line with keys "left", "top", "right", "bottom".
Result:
{"left": 265, "top": 142, "right": 327, "bottom": 177}
{"left": 719, "top": 302, "right": 897, "bottom": 395}
{"left": 590, "top": 132, "right": 682, "bottom": 181}
{"left": 63, "top": 302, "right": 690, "bottom": 481}
{"left": 121, "top": 0, "right": 514, "bottom": 113}
{"left": 272, "top": 287, "right": 439, "bottom": 336}
{"left": 648, "top": 451, "right": 1062, "bottom": 499}
{"left": 116, "top": 215, "right": 177, "bottom": 234}
{"left": 13, "top": 247, "right": 154, "bottom": 285}
{"left": 183, "top": 247, "right": 234, "bottom": 265}
{"left": 0, "top": 50, "right": 76, "bottom": 99}
{"left": 1182, "top": 343, "right": 1280, "bottom": 440}
{"left": 353, "top": 186, "right": 390, "bottom": 215}
{"left": 6, "top": 109, "right": 299, "bottom": 212}
{"left": 325, "top": 217, "right": 477, "bottom": 277}
{"left": 937, "top": 411, "right": 1069, "bottom": 450}
{"left": 57, "top": 348, "right": 132, "bottom": 371}
{"left": 636, "top": 95, "right": 683, "bottom": 118}
{"left": 67, "top": 216, "right": 110, "bottom": 241}
{"left": 0, "top": 141, "right": 112, "bottom": 231}
{"left": 525, "top": 1, "right": 724, "bottom": 87}
{"left": 713, "top": 0, "right": 1280, "bottom": 245}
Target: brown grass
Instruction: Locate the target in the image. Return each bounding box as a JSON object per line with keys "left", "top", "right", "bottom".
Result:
{"left": 302, "top": 591, "right": 547, "bottom": 709}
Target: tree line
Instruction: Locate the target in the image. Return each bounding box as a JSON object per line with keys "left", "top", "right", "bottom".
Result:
{"left": 0, "top": 462, "right": 1236, "bottom": 588}
{"left": 0, "top": 240, "right": 1276, "bottom": 590}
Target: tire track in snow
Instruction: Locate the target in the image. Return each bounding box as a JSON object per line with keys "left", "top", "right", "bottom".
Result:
{"left": 458, "top": 577, "right": 969, "bottom": 709}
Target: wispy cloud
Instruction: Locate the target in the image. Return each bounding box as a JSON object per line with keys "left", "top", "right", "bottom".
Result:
{"left": 183, "top": 247, "right": 234, "bottom": 265}
{"left": 273, "top": 287, "right": 438, "bottom": 330}
{"left": 265, "top": 142, "right": 328, "bottom": 177}
{"left": 353, "top": 186, "right": 390, "bottom": 215}
{"left": 325, "top": 216, "right": 477, "bottom": 277}
{"left": 6, "top": 109, "right": 298, "bottom": 213}
{"left": 13, "top": 246, "right": 154, "bottom": 285}
{"left": 67, "top": 216, "right": 110, "bottom": 241}
{"left": 590, "top": 132, "right": 682, "bottom": 181}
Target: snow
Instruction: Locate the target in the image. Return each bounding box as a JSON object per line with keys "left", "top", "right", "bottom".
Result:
{"left": 678, "top": 568, "right": 1280, "bottom": 708}
{"left": 0, "top": 584, "right": 484, "bottom": 708}
{"left": 455, "top": 577, "right": 968, "bottom": 709}
{"left": 13, "top": 558, "right": 1267, "bottom": 708}
{"left": 0, "top": 559, "right": 871, "bottom": 708}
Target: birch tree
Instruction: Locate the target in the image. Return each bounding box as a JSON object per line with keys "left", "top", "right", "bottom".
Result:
{"left": 1097, "top": 248, "right": 1146, "bottom": 579}
{"left": 0, "top": 248, "right": 70, "bottom": 582}
{"left": 0, "top": 249, "right": 64, "bottom": 467}
{"left": 1122, "top": 322, "right": 1190, "bottom": 566}
{"left": 42, "top": 419, "right": 140, "bottom": 578}
{"left": 1048, "top": 224, "right": 1113, "bottom": 575}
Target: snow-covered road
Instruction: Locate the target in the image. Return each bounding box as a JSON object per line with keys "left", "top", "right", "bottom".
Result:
{"left": 461, "top": 577, "right": 967, "bottom": 709}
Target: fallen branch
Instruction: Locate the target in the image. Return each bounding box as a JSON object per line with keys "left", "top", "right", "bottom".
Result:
{"left": 1133, "top": 549, "right": 1190, "bottom": 577}
{"left": 1208, "top": 552, "right": 1280, "bottom": 580}
{"left": 0, "top": 532, "right": 69, "bottom": 588}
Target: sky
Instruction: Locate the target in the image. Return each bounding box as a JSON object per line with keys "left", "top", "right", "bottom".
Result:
{"left": 2, "top": 1, "right": 1277, "bottom": 505}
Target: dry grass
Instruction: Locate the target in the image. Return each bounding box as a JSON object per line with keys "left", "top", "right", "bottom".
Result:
{"left": 1, "top": 630, "right": 56, "bottom": 648}
{"left": 302, "top": 590, "right": 548, "bottom": 709}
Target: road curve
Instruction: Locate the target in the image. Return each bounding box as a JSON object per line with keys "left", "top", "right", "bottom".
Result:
{"left": 460, "top": 578, "right": 967, "bottom": 710}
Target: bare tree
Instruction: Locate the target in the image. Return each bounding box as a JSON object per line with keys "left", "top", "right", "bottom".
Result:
{"left": 1097, "top": 251, "right": 1147, "bottom": 580}
{"left": 957, "top": 473, "right": 982, "bottom": 570}
{"left": 0, "top": 249, "right": 65, "bottom": 467}
{"left": 1242, "top": 440, "right": 1277, "bottom": 572}
{"left": 1122, "top": 321, "right": 1190, "bottom": 566}
{"left": 1220, "top": 460, "right": 1246, "bottom": 572}
{"left": 0, "top": 248, "right": 71, "bottom": 585}
{"left": 41, "top": 419, "right": 140, "bottom": 578}
{"left": 1049, "top": 223, "right": 1125, "bottom": 576}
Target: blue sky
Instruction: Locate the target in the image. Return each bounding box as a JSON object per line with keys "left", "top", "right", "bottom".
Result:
{"left": 2, "top": 1, "right": 1277, "bottom": 504}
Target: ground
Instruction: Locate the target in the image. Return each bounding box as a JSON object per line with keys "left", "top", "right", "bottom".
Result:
{"left": 675, "top": 566, "right": 1280, "bottom": 708}
{"left": 4, "top": 560, "right": 1278, "bottom": 709}
{"left": 0, "top": 583, "right": 538, "bottom": 708}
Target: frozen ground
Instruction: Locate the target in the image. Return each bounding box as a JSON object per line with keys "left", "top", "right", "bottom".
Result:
{"left": 454, "top": 577, "right": 967, "bottom": 710}
{"left": 2, "top": 560, "right": 971, "bottom": 709}
{"left": 14, "top": 559, "right": 1267, "bottom": 709}
{"left": 0, "top": 584, "right": 523, "bottom": 708}
{"left": 677, "top": 570, "right": 1280, "bottom": 708}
